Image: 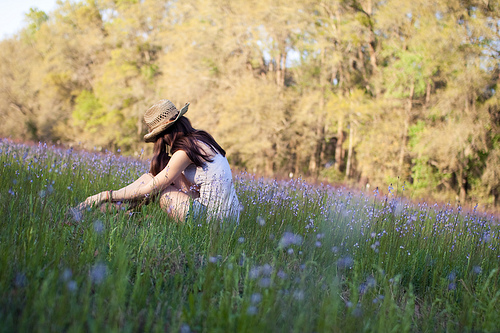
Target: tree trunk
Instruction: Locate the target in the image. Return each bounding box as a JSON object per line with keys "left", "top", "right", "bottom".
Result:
{"left": 276, "top": 53, "right": 282, "bottom": 88}
{"left": 358, "top": 48, "right": 368, "bottom": 86}
{"left": 264, "top": 145, "right": 276, "bottom": 176}
{"left": 368, "top": 39, "right": 377, "bottom": 71}
{"left": 425, "top": 81, "right": 431, "bottom": 109}
{"left": 320, "top": 123, "right": 328, "bottom": 164}
{"left": 265, "top": 156, "right": 274, "bottom": 175}
{"left": 345, "top": 119, "right": 354, "bottom": 180}
{"left": 335, "top": 114, "right": 345, "bottom": 172}
{"left": 309, "top": 49, "right": 326, "bottom": 176}
{"left": 294, "top": 148, "right": 300, "bottom": 175}
{"left": 309, "top": 95, "right": 325, "bottom": 176}
{"left": 365, "top": 0, "right": 378, "bottom": 95}
{"left": 281, "top": 53, "right": 286, "bottom": 87}
{"left": 276, "top": 47, "right": 286, "bottom": 88}
{"left": 308, "top": 149, "right": 318, "bottom": 175}
{"left": 399, "top": 82, "right": 414, "bottom": 178}
{"left": 137, "top": 103, "right": 143, "bottom": 135}
{"left": 458, "top": 164, "right": 468, "bottom": 204}
{"left": 459, "top": 173, "right": 468, "bottom": 204}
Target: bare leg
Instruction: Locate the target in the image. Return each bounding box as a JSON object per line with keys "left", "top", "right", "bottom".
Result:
{"left": 159, "top": 185, "right": 191, "bottom": 222}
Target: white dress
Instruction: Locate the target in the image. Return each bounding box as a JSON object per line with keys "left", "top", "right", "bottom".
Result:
{"left": 183, "top": 151, "right": 240, "bottom": 223}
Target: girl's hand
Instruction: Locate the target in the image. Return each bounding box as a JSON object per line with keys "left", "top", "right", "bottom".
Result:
{"left": 84, "top": 191, "right": 108, "bottom": 206}
{"left": 75, "top": 191, "right": 108, "bottom": 211}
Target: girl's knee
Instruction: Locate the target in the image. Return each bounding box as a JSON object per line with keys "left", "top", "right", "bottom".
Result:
{"left": 159, "top": 193, "right": 171, "bottom": 211}
{"left": 159, "top": 186, "right": 190, "bottom": 219}
{"left": 159, "top": 186, "right": 179, "bottom": 210}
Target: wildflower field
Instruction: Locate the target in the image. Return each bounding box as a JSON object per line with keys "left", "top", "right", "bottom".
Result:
{"left": 1, "top": 139, "right": 499, "bottom": 333}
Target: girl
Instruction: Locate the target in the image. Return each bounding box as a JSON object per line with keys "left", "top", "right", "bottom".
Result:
{"left": 78, "top": 99, "right": 240, "bottom": 223}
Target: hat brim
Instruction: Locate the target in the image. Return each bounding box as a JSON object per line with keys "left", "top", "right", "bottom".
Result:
{"left": 144, "top": 103, "right": 189, "bottom": 142}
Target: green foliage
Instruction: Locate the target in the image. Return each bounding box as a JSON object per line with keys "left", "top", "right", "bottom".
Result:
{"left": 320, "top": 165, "right": 345, "bottom": 183}
{"left": 24, "top": 8, "right": 49, "bottom": 36}
{"left": 408, "top": 120, "right": 425, "bottom": 149}
{"left": 140, "top": 64, "right": 158, "bottom": 81}
{"left": 73, "top": 90, "right": 102, "bottom": 124}
{"left": 408, "top": 121, "right": 445, "bottom": 192}
{"left": 0, "top": 0, "right": 499, "bottom": 207}
{"left": 410, "top": 156, "right": 449, "bottom": 191}
{"left": 382, "top": 50, "right": 427, "bottom": 98}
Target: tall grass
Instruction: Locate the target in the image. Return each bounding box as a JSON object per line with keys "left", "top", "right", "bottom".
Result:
{"left": 1, "top": 139, "right": 499, "bottom": 332}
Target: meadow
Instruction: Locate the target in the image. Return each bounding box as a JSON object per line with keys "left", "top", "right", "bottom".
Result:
{"left": 1, "top": 138, "right": 499, "bottom": 333}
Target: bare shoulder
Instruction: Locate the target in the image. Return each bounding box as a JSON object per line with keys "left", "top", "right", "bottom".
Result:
{"left": 168, "top": 150, "right": 193, "bottom": 168}
{"left": 171, "top": 149, "right": 190, "bottom": 161}
{"left": 196, "top": 140, "right": 217, "bottom": 159}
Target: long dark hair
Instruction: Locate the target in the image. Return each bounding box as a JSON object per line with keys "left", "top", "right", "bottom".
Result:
{"left": 149, "top": 116, "right": 225, "bottom": 176}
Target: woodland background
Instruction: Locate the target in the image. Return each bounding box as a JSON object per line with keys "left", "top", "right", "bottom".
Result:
{"left": 0, "top": 0, "right": 499, "bottom": 207}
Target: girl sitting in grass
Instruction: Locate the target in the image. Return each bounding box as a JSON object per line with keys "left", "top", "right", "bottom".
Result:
{"left": 76, "top": 99, "right": 240, "bottom": 223}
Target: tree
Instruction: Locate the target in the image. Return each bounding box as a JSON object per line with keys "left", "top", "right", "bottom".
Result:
{"left": 0, "top": 0, "right": 499, "bottom": 206}
{"left": 0, "top": 38, "right": 39, "bottom": 139}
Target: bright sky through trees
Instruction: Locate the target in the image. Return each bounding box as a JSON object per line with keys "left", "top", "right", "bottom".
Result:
{"left": 0, "top": 0, "right": 57, "bottom": 39}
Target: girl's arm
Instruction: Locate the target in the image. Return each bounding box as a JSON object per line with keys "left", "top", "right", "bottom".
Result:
{"left": 81, "top": 150, "right": 192, "bottom": 207}
{"left": 116, "top": 172, "right": 154, "bottom": 195}
{"left": 112, "top": 150, "right": 193, "bottom": 200}
{"left": 173, "top": 173, "right": 200, "bottom": 198}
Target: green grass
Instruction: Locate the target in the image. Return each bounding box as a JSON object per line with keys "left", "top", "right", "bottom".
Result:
{"left": 1, "top": 139, "right": 499, "bottom": 332}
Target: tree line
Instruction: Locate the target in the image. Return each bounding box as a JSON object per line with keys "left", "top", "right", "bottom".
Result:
{"left": 0, "top": 0, "right": 499, "bottom": 207}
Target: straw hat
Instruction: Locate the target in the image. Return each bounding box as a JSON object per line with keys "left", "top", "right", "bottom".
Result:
{"left": 143, "top": 99, "right": 190, "bottom": 142}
